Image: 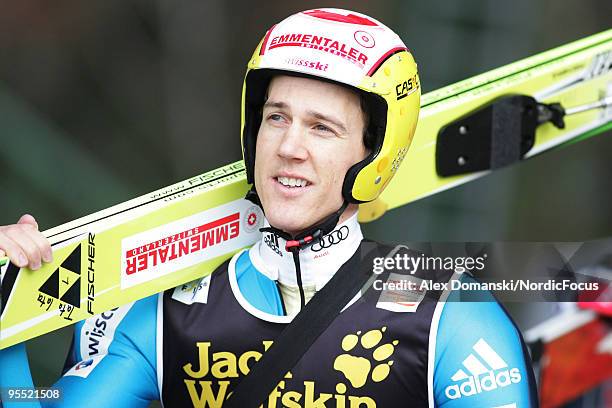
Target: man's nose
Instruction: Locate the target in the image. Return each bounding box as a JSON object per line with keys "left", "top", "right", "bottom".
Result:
{"left": 277, "top": 123, "right": 308, "bottom": 161}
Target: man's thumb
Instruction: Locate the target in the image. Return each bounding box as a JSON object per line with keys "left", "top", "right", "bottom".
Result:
{"left": 18, "top": 214, "right": 38, "bottom": 229}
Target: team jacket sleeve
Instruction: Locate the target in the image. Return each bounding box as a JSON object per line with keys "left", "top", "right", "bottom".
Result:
{"left": 433, "top": 274, "right": 538, "bottom": 408}
{"left": 47, "top": 294, "right": 160, "bottom": 407}
{"left": 0, "top": 342, "right": 39, "bottom": 408}
{"left": 0, "top": 294, "right": 159, "bottom": 408}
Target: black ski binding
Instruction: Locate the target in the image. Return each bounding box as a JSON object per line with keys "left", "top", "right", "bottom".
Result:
{"left": 436, "top": 95, "right": 566, "bottom": 177}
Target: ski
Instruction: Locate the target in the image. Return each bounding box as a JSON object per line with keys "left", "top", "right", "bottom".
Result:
{"left": 1, "top": 29, "right": 611, "bottom": 350}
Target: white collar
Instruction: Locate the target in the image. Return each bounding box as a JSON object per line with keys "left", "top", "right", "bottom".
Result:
{"left": 249, "top": 213, "right": 363, "bottom": 290}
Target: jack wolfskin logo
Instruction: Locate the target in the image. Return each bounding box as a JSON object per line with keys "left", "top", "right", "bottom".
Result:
{"left": 334, "top": 327, "right": 398, "bottom": 389}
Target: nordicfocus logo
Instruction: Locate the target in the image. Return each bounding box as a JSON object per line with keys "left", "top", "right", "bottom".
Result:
{"left": 269, "top": 33, "right": 368, "bottom": 66}
{"left": 445, "top": 338, "right": 522, "bottom": 400}
{"left": 311, "top": 226, "right": 349, "bottom": 252}
{"left": 125, "top": 213, "right": 239, "bottom": 275}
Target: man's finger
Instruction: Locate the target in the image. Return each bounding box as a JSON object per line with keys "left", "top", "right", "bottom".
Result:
{"left": 21, "top": 226, "right": 53, "bottom": 264}
{"left": 3, "top": 228, "right": 42, "bottom": 270}
{"left": 18, "top": 214, "right": 38, "bottom": 230}
{"left": 0, "top": 234, "right": 29, "bottom": 268}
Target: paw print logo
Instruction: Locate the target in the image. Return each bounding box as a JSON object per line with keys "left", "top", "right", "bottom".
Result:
{"left": 333, "top": 327, "right": 398, "bottom": 390}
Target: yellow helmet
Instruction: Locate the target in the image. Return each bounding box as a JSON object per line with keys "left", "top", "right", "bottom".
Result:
{"left": 241, "top": 8, "right": 420, "bottom": 203}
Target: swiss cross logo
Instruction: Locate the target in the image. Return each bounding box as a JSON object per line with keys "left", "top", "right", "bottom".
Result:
{"left": 243, "top": 205, "right": 263, "bottom": 233}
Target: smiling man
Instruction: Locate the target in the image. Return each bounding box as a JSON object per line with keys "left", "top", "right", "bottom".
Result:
{"left": 0, "top": 8, "right": 538, "bottom": 408}
{"left": 254, "top": 75, "right": 367, "bottom": 236}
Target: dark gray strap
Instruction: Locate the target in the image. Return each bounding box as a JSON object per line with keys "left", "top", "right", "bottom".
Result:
{"left": 224, "top": 242, "right": 380, "bottom": 408}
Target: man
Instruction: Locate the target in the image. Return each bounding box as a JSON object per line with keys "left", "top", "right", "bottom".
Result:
{"left": 0, "top": 8, "right": 538, "bottom": 407}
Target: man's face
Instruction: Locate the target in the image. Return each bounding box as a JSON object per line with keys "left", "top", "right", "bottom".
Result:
{"left": 254, "top": 75, "right": 367, "bottom": 236}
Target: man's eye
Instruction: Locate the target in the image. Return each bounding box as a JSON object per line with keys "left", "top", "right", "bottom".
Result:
{"left": 268, "top": 113, "right": 283, "bottom": 122}
{"left": 314, "top": 124, "right": 333, "bottom": 133}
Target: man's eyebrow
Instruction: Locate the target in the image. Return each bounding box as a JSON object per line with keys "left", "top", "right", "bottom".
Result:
{"left": 263, "top": 100, "right": 288, "bottom": 110}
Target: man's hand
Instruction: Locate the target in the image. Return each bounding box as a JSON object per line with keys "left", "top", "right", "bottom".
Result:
{"left": 0, "top": 214, "right": 53, "bottom": 270}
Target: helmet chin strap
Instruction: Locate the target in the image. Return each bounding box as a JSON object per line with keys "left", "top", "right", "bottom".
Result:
{"left": 246, "top": 186, "right": 349, "bottom": 249}
{"left": 261, "top": 200, "right": 350, "bottom": 250}
{"left": 247, "top": 186, "right": 349, "bottom": 311}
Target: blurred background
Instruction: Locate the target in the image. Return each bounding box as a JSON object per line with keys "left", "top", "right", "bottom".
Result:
{"left": 0, "top": 0, "right": 610, "bottom": 406}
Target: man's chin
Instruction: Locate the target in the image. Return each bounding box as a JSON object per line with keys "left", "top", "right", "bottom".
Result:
{"left": 266, "top": 217, "right": 305, "bottom": 236}
{"left": 267, "top": 210, "right": 345, "bottom": 238}
{"left": 264, "top": 206, "right": 312, "bottom": 235}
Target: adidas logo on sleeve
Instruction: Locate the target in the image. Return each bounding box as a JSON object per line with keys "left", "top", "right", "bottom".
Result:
{"left": 445, "top": 338, "right": 522, "bottom": 400}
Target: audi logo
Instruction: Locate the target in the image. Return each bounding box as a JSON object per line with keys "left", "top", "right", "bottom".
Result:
{"left": 311, "top": 226, "right": 350, "bottom": 252}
